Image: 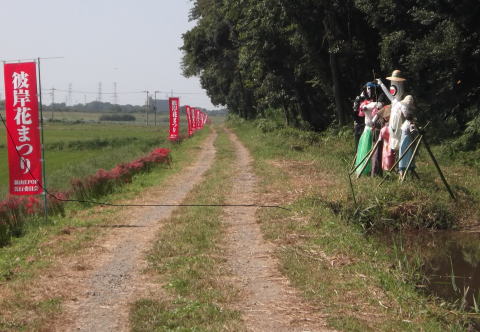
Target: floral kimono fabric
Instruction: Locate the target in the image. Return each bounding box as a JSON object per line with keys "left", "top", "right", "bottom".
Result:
{"left": 355, "top": 126, "right": 373, "bottom": 176}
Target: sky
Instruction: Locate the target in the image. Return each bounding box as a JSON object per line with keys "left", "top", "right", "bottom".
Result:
{"left": 0, "top": 0, "right": 218, "bottom": 109}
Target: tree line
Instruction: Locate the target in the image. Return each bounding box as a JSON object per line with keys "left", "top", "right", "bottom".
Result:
{"left": 181, "top": 0, "right": 480, "bottom": 146}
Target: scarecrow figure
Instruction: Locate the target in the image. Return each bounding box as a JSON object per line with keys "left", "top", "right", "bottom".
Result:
{"left": 398, "top": 95, "right": 418, "bottom": 177}
{"left": 370, "top": 104, "right": 390, "bottom": 175}
{"left": 378, "top": 106, "right": 395, "bottom": 171}
{"left": 352, "top": 85, "right": 367, "bottom": 149}
{"left": 376, "top": 70, "right": 409, "bottom": 152}
{"left": 377, "top": 70, "right": 417, "bottom": 175}
{"left": 353, "top": 82, "right": 384, "bottom": 176}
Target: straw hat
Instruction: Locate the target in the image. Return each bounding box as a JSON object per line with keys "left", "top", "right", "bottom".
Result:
{"left": 386, "top": 69, "right": 406, "bottom": 82}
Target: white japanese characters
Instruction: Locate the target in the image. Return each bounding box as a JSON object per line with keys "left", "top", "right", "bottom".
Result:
{"left": 12, "top": 71, "right": 34, "bottom": 175}
{"left": 4, "top": 62, "right": 42, "bottom": 195}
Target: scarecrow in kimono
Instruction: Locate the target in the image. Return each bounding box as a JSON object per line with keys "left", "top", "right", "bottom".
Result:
{"left": 353, "top": 82, "right": 384, "bottom": 176}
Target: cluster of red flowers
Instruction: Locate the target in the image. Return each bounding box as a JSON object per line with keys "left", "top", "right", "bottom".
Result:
{"left": 0, "top": 148, "right": 171, "bottom": 246}
{"left": 0, "top": 193, "right": 66, "bottom": 245}
{"left": 71, "top": 148, "right": 170, "bottom": 199}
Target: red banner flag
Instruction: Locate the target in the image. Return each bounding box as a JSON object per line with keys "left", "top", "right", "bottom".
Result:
{"left": 191, "top": 107, "right": 197, "bottom": 132}
{"left": 168, "top": 97, "right": 180, "bottom": 140}
{"left": 185, "top": 105, "right": 193, "bottom": 136}
{"left": 4, "top": 62, "right": 43, "bottom": 195}
{"left": 195, "top": 109, "right": 201, "bottom": 130}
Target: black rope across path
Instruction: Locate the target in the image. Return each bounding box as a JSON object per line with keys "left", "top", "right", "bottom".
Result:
{"left": 54, "top": 199, "right": 291, "bottom": 211}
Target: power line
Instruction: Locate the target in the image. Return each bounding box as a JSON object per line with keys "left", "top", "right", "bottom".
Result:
{"left": 50, "top": 88, "right": 203, "bottom": 96}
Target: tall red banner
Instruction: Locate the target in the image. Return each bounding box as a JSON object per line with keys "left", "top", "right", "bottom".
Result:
{"left": 195, "top": 109, "right": 201, "bottom": 130}
{"left": 168, "top": 97, "right": 180, "bottom": 140}
{"left": 185, "top": 106, "right": 193, "bottom": 136}
{"left": 191, "top": 107, "right": 197, "bottom": 132}
{"left": 4, "top": 62, "right": 43, "bottom": 195}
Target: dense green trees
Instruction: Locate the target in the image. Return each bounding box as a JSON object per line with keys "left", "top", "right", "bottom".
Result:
{"left": 182, "top": 0, "right": 480, "bottom": 142}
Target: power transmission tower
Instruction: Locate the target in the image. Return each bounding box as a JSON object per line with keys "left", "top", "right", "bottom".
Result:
{"left": 113, "top": 82, "right": 118, "bottom": 105}
{"left": 50, "top": 87, "right": 56, "bottom": 105}
{"left": 67, "top": 83, "right": 72, "bottom": 106}
{"left": 97, "top": 82, "right": 102, "bottom": 102}
{"left": 50, "top": 87, "right": 56, "bottom": 120}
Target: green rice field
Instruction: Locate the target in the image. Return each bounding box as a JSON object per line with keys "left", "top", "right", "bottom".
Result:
{"left": 0, "top": 119, "right": 185, "bottom": 197}
{"left": 45, "top": 110, "right": 171, "bottom": 125}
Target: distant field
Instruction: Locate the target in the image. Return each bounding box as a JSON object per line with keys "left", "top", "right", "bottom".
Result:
{"left": 46, "top": 110, "right": 171, "bottom": 125}
{"left": 0, "top": 121, "right": 181, "bottom": 197}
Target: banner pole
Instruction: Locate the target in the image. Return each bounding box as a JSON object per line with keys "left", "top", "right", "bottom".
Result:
{"left": 37, "top": 57, "right": 48, "bottom": 223}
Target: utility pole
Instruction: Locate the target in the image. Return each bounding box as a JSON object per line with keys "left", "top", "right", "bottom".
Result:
{"left": 67, "top": 83, "right": 72, "bottom": 106}
{"left": 84, "top": 94, "right": 87, "bottom": 105}
{"left": 154, "top": 90, "right": 159, "bottom": 126}
{"left": 113, "top": 82, "right": 118, "bottom": 105}
{"left": 143, "top": 90, "right": 149, "bottom": 126}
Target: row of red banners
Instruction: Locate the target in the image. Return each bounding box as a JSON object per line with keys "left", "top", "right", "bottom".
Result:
{"left": 168, "top": 97, "right": 208, "bottom": 141}
{"left": 2, "top": 62, "right": 209, "bottom": 196}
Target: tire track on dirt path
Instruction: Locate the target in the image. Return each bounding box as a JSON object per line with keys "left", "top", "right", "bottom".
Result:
{"left": 223, "top": 129, "right": 332, "bottom": 332}
{"left": 58, "top": 130, "right": 217, "bottom": 332}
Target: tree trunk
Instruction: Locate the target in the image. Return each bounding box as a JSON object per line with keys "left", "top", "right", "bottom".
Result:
{"left": 329, "top": 52, "right": 347, "bottom": 125}
{"left": 323, "top": 12, "right": 347, "bottom": 126}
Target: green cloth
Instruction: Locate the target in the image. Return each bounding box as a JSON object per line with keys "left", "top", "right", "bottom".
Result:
{"left": 355, "top": 126, "right": 373, "bottom": 176}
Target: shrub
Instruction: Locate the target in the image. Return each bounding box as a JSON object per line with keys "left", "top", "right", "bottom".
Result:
{"left": 99, "top": 114, "right": 136, "bottom": 121}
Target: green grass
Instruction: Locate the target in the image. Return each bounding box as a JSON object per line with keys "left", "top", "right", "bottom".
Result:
{"left": 130, "top": 126, "right": 243, "bottom": 331}
{"left": 0, "top": 127, "right": 212, "bottom": 331}
{"left": 228, "top": 117, "right": 477, "bottom": 331}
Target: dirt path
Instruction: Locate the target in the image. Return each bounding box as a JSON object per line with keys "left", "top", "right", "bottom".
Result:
{"left": 55, "top": 130, "right": 217, "bottom": 332}
{"left": 223, "top": 129, "right": 331, "bottom": 332}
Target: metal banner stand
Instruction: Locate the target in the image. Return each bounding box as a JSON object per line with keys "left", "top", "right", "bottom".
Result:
{"left": 37, "top": 57, "right": 48, "bottom": 222}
